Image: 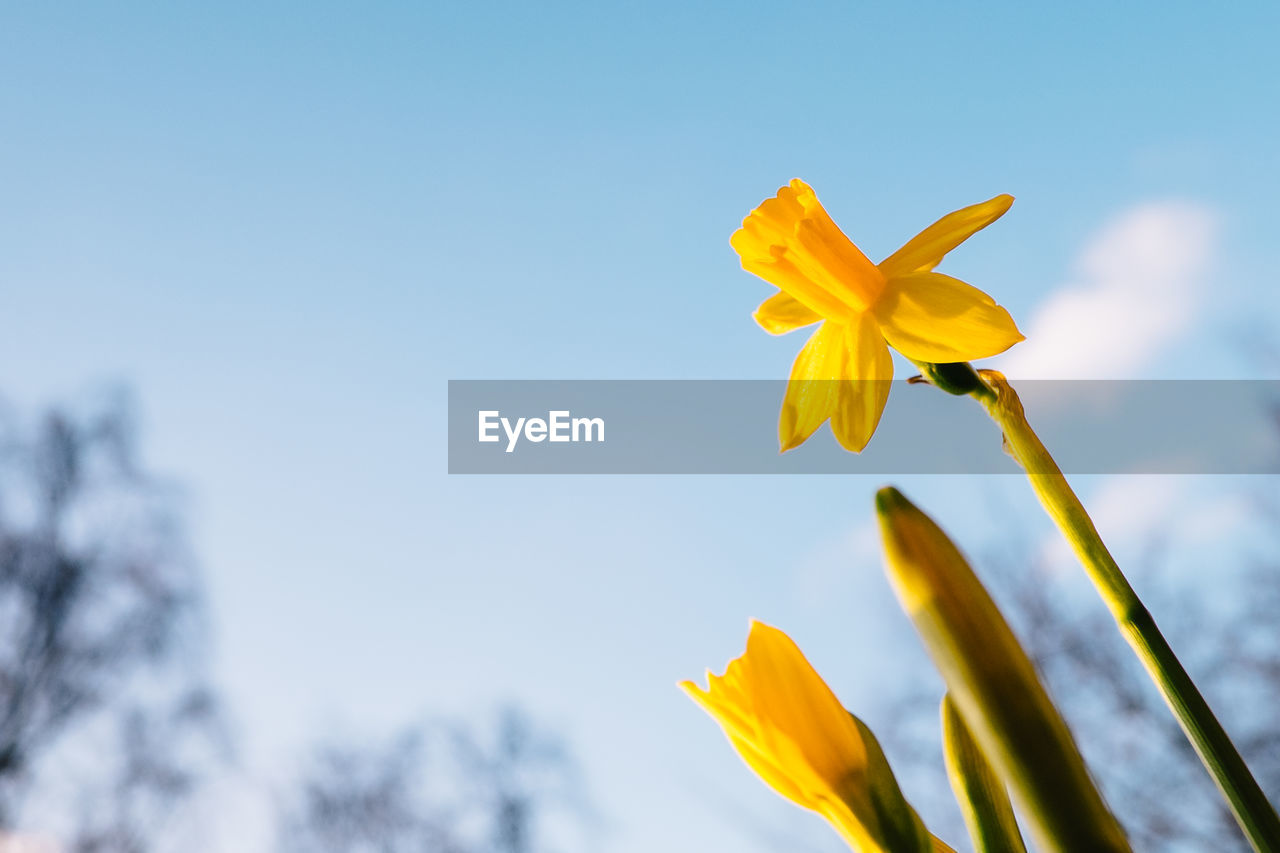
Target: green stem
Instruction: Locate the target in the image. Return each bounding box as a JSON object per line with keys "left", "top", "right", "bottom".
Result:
{"left": 922, "top": 365, "right": 1280, "bottom": 852}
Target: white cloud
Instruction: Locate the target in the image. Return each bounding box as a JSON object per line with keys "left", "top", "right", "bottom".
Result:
{"left": 1001, "top": 202, "right": 1217, "bottom": 379}
{"left": 1087, "top": 476, "right": 1188, "bottom": 539}
{"left": 1177, "top": 490, "right": 1253, "bottom": 544}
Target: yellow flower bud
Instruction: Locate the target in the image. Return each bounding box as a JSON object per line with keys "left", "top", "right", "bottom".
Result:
{"left": 682, "top": 621, "right": 934, "bottom": 852}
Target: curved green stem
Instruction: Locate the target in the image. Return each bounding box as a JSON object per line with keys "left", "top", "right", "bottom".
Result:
{"left": 920, "top": 365, "right": 1280, "bottom": 851}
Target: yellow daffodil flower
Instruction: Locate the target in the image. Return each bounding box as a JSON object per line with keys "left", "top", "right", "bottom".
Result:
{"left": 682, "top": 621, "right": 934, "bottom": 852}
{"left": 731, "top": 180, "right": 1024, "bottom": 452}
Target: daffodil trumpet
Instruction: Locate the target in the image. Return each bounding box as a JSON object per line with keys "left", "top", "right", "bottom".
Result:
{"left": 910, "top": 364, "right": 1280, "bottom": 852}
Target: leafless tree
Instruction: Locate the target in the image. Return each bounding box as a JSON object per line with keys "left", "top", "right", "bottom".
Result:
{"left": 0, "top": 392, "right": 226, "bottom": 847}
{"left": 279, "top": 707, "right": 592, "bottom": 853}
{"left": 0, "top": 392, "right": 587, "bottom": 852}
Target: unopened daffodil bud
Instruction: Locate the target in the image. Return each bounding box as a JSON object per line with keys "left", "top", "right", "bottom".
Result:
{"left": 876, "top": 487, "right": 1129, "bottom": 853}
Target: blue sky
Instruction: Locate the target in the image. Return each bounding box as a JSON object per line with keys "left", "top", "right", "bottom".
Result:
{"left": 2, "top": 2, "right": 1279, "bottom": 849}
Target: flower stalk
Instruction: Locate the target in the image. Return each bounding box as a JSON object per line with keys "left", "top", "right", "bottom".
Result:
{"left": 916, "top": 363, "right": 1280, "bottom": 852}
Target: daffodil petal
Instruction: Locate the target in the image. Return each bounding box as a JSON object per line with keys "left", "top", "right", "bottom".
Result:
{"left": 741, "top": 623, "right": 868, "bottom": 782}
{"left": 754, "top": 290, "right": 822, "bottom": 335}
{"left": 681, "top": 679, "right": 813, "bottom": 807}
{"left": 878, "top": 195, "right": 1014, "bottom": 279}
{"left": 873, "top": 272, "right": 1024, "bottom": 363}
{"left": 726, "top": 731, "right": 812, "bottom": 807}
{"left": 680, "top": 679, "right": 753, "bottom": 741}
{"left": 779, "top": 321, "right": 844, "bottom": 452}
{"left": 830, "top": 314, "right": 893, "bottom": 453}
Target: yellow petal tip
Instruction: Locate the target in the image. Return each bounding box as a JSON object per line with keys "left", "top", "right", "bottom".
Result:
{"left": 779, "top": 435, "right": 804, "bottom": 453}
{"left": 832, "top": 429, "right": 873, "bottom": 454}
